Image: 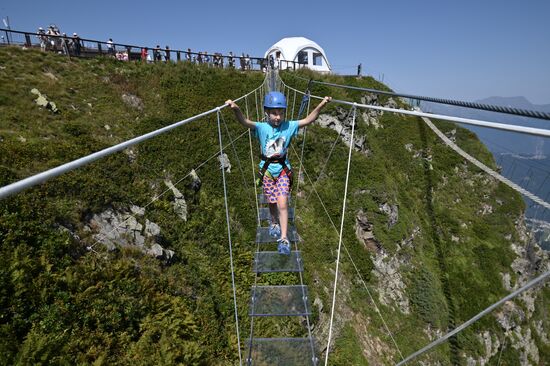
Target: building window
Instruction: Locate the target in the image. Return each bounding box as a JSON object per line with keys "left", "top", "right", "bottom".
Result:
{"left": 313, "top": 52, "right": 323, "bottom": 66}
{"left": 297, "top": 50, "right": 308, "bottom": 64}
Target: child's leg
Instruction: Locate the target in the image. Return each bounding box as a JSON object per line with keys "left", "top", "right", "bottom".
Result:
{"left": 263, "top": 174, "right": 279, "bottom": 224}
{"left": 277, "top": 194, "right": 289, "bottom": 239}
{"left": 275, "top": 172, "right": 291, "bottom": 239}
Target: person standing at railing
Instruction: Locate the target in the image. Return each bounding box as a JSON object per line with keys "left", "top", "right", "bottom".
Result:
{"left": 228, "top": 51, "right": 235, "bottom": 68}
{"left": 141, "top": 47, "right": 148, "bottom": 61}
{"left": 107, "top": 38, "right": 115, "bottom": 56}
{"left": 186, "top": 48, "right": 192, "bottom": 62}
{"left": 72, "top": 33, "right": 81, "bottom": 56}
{"left": 164, "top": 45, "right": 170, "bottom": 62}
{"left": 153, "top": 45, "right": 161, "bottom": 62}
{"left": 240, "top": 53, "right": 245, "bottom": 71}
{"left": 37, "top": 27, "right": 47, "bottom": 52}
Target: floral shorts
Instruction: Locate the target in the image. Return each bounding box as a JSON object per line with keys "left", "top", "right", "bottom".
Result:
{"left": 263, "top": 171, "right": 291, "bottom": 204}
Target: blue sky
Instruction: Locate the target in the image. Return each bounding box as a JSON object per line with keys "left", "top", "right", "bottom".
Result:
{"left": 2, "top": 0, "right": 549, "bottom": 105}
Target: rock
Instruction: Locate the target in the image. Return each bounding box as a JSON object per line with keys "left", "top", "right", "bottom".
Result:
{"left": 404, "top": 143, "right": 413, "bottom": 152}
{"left": 218, "top": 153, "right": 232, "bottom": 173}
{"left": 379, "top": 202, "right": 398, "bottom": 228}
{"left": 104, "top": 124, "right": 111, "bottom": 130}
{"left": 124, "top": 148, "right": 137, "bottom": 163}
{"left": 355, "top": 210, "right": 380, "bottom": 252}
{"left": 188, "top": 169, "right": 202, "bottom": 192}
{"left": 31, "top": 88, "right": 58, "bottom": 113}
{"left": 130, "top": 205, "right": 145, "bottom": 216}
{"left": 317, "top": 113, "right": 370, "bottom": 154}
{"left": 384, "top": 97, "right": 397, "bottom": 109}
{"left": 313, "top": 297, "right": 324, "bottom": 313}
{"left": 164, "top": 179, "right": 188, "bottom": 221}
{"left": 84, "top": 206, "right": 174, "bottom": 262}
{"left": 122, "top": 93, "right": 144, "bottom": 111}
{"left": 479, "top": 203, "right": 493, "bottom": 215}
{"left": 145, "top": 219, "right": 161, "bottom": 237}
{"left": 17, "top": 136, "right": 27, "bottom": 143}
{"left": 147, "top": 243, "right": 164, "bottom": 258}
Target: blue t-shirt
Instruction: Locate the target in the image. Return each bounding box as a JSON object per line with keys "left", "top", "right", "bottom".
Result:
{"left": 255, "top": 120, "right": 299, "bottom": 177}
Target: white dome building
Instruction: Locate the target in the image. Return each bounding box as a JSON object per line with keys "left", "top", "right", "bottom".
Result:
{"left": 265, "top": 37, "right": 332, "bottom": 73}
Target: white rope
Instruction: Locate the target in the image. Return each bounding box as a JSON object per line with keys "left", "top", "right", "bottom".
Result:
{"left": 396, "top": 270, "right": 550, "bottom": 365}
{"left": 245, "top": 95, "right": 261, "bottom": 226}
{"left": 283, "top": 84, "right": 550, "bottom": 138}
{"left": 325, "top": 105, "right": 357, "bottom": 365}
{"left": 420, "top": 112, "right": 550, "bottom": 210}
{"left": 216, "top": 109, "right": 243, "bottom": 365}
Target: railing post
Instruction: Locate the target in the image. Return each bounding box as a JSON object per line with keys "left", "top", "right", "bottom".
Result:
{"left": 24, "top": 33, "right": 31, "bottom": 47}
{"left": 177, "top": 51, "right": 181, "bottom": 61}
{"left": 97, "top": 42, "right": 102, "bottom": 55}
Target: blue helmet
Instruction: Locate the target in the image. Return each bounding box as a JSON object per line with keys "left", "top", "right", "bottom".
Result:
{"left": 264, "top": 91, "right": 287, "bottom": 109}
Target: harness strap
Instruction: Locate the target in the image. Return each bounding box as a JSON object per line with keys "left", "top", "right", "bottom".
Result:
{"left": 257, "top": 154, "right": 293, "bottom": 187}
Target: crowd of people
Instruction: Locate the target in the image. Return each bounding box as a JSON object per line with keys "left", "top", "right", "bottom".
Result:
{"left": 36, "top": 24, "right": 81, "bottom": 56}
{"left": 33, "top": 26, "right": 279, "bottom": 71}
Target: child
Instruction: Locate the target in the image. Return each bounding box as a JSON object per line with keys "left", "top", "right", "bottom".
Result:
{"left": 225, "top": 91, "right": 331, "bottom": 254}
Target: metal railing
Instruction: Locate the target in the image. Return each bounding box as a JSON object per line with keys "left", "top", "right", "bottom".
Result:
{"left": 0, "top": 28, "right": 306, "bottom": 72}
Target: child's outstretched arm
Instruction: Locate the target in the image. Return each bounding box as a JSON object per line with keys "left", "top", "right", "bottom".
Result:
{"left": 225, "top": 100, "right": 256, "bottom": 130}
{"left": 298, "top": 96, "right": 332, "bottom": 128}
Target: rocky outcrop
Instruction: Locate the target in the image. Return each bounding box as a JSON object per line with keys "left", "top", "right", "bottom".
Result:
{"left": 379, "top": 202, "right": 398, "bottom": 228}
{"left": 31, "top": 88, "right": 58, "bottom": 113}
{"left": 84, "top": 205, "right": 174, "bottom": 262}
{"left": 121, "top": 93, "right": 144, "bottom": 111}
{"left": 492, "top": 217, "right": 550, "bottom": 365}
{"left": 317, "top": 106, "right": 369, "bottom": 154}
{"left": 355, "top": 210, "right": 380, "bottom": 252}
{"left": 355, "top": 209, "right": 417, "bottom": 314}
{"left": 164, "top": 179, "right": 188, "bottom": 221}
{"left": 218, "top": 153, "right": 232, "bottom": 173}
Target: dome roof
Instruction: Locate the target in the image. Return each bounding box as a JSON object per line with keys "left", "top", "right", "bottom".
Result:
{"left": 265, "top": 37, "right": 331, "bottom": 70}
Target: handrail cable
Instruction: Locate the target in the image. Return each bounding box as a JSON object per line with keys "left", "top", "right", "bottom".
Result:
{"left": 289, "top": 144, "right": 404, "bottom": 361}
{"left": 292, "top": 74, "right": 550, "bottom": 121}
{"left": 0, "top": 82, "right": 265, "bottom": 200}
{"left": 282, "top": 83, "right": 550, "bottom": 138}
{"left": 396, "top": 270, "right": 550, "bottom": 365}
{"left": 216, "top": 108, "right": 243, "bottom": 366}
{"left": 324, "top": 105, "right": 356, "bottom": 365}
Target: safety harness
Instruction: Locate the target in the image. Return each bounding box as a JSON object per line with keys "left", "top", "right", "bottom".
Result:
{"left": 256, "top": 154, "right": 293, "bottom": 187}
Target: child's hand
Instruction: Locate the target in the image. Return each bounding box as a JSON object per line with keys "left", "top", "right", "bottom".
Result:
{"left": 322, "top": 96, "right": 332, "bottom": 106}
{"left": 225, "top": 99, "right": 238, "bottom": 109}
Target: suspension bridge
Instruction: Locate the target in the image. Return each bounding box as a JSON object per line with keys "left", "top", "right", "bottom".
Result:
{"left": 1, "top": 64, "right": 549, "bottom": 365}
